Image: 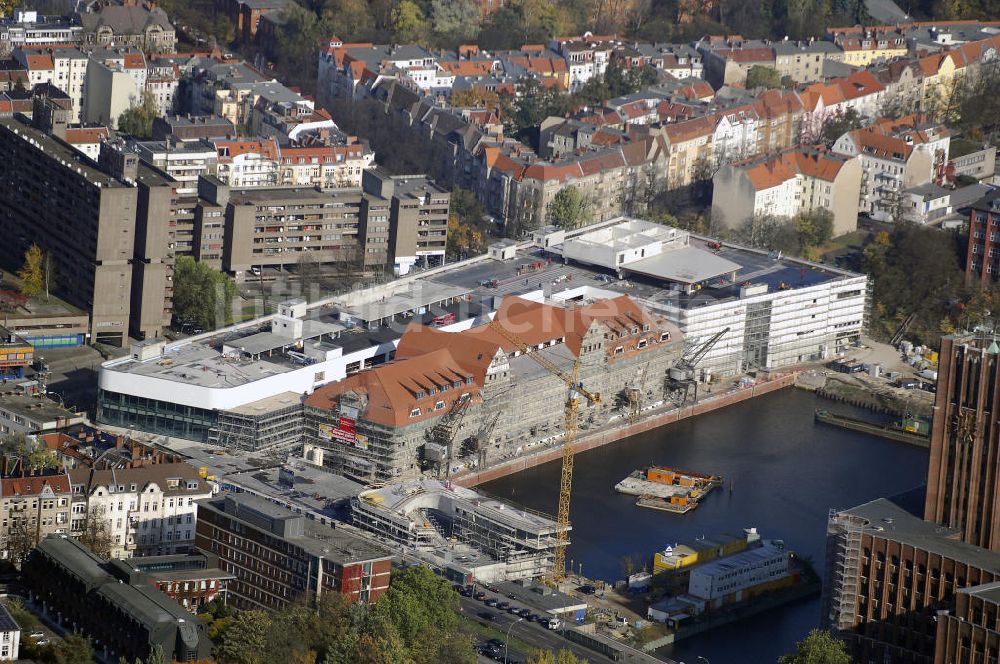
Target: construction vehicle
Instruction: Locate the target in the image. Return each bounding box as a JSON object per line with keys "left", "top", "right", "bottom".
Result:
{"left": 665, "top": 327, "right": 729, "bottom": 405}
{"left": 486, "top": 319, "right": 600, "bottom": 581}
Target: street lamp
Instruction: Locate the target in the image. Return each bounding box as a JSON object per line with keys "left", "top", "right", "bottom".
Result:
{"left": 505, "top": 617, "right": 523, "bottom": 662}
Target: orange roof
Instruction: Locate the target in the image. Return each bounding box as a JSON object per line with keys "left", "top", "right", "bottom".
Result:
{"left": 850, "top": 129, "right": 913, "bottom": 160}
{"left": 123, "top": 53, "right": 145, "bottom": 69}
{"left": 214, "top": 138, "right": 279, "bottom": 161}
{"left": 716, "top": 47, "right": 774, "bottom": 63}
{"left": 24, "top": 54, "right": 54, "bottom": 70}
{"left": 2, "top": 473, "right": 71, "bottom": 497}
{"left": 663, "top": 116, "right": 714, "bottom": 143}
{"left": 64, "top": 127, "right": 110, "bottom": 144}
{"left": 439, "top": 60, "right": 494, "bottom": 76}
{"left": 741, "top": 147, "right": 849, "bottom": 190}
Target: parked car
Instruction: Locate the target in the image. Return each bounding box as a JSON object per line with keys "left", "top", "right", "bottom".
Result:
{"left": 479, "top": 611, "right": 497, "bottom": 622}
{"left": 485, "top": 597, "right": 499, "bottom": 607}
{"left": 498, "top": 601, "right": 510, "bottom": 611}
{"left": 576, "top": 584, "right": 596, "bottom": 595}
{"left": 507, "top": 605, "right": 521, "bottom": 615}
{"left": 474, "top": 591, "right": 487, "bottom": 601}
{"left": 546, "top": 618, "right": 562, "bottom": 630}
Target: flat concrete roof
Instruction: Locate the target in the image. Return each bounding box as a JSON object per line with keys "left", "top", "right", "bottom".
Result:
{"left": 345, "top": 281, "right": 470, "bottom": 323}
{"left": 223, "top": 391, "right": 301, "bottom": 416}
{"left": 625, "top": 245, "right": 740, "bottom": 284}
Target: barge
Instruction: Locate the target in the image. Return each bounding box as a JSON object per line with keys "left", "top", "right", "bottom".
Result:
{"left": 615, "top": 466, "right": 723, "bottom": 513}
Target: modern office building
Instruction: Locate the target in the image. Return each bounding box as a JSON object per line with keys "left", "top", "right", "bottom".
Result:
{"left": 195, "top": 493, "right": 392, "bottom": 610}
{"left": 22, "top": 535, "right": 211, "bottom": 663}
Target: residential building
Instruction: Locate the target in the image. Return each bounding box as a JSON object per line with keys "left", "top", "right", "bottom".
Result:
{"left": 712, "top": 146, "right": 863, "bottom": 236}
{"left": 22, "top": 535, "right": 212, "bottom": 663}
{"left": 966, "top": 189, "right": 1000, "bottom": 285}
{"left": 84, "top": 53, "right": 141, "bottom": 128}
{"left": 772, "top": 39, "right": 844, "bottom": 84}
{"left": 0, "top": 11, "right": 82, "bottom": 57}
{"left": 0, "top": 469, "right": 72, "bottom": 560}
{"left": 215, "top": 0, "right": 293, "bottom": 42}
{"left": 0, "top": 604, "right": 19, "bottom": 661}
{"left": 827, "top": 27, "right": 908, "bottom": 67}
{"left": 213, "top": 137, "right": 280, "bottom": 188}
{"left": 13, "top": 46, "right": 87, "bottom": 121}
{"left": 77, "top": 4, "right": 176, "bottom": 53}
{"left": 69, "top": 463, "right": 213, "bottom": 559}
{"left": 361, "top": 169, "right": 450, "bottom": 273}
{"left": 133, "top": 138, "right": 219, "bottom": 195}
{"left": 0, "top": 116, "right": 139, "bottom": 346}
{"left": 832, "top": 116, "right": 949, "bottom": 221}
{"left": 0, "top": 391, "right": 85, "bottom": 436}
{"left": 195, "top": 493, "right": 392, "bottom": 609}
{"left": 125, "top": 551, "right": 235, "bottom": 613}
{"left": 698, "top": 38, "right": 775, "bottom": 89}
{"left": 64, "top": 125, "right": 110, "bottom": 160}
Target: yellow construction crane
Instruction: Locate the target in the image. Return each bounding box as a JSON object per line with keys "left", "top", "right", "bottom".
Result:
{"left": 487, "top": 320, "right": 600, "bottom": 581}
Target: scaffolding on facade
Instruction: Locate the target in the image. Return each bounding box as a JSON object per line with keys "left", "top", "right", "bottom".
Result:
{"left": 824, "top": 509, "right": 866, "bottom": 632}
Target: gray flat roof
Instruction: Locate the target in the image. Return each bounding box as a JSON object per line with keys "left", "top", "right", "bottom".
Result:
{"left": 223, "top": 391, "right": 302, "bottom": 416}
{"left": 0, "top": 392, "right": 81, "bottom": 424}
{"left": 841, "top": 497, "right": 1000, "bottom": 571}
{"left": 624, "top": 246, "right": 741, "bottom": 284}
{"left": 346, "top": 281, "right": 470, "bottom": 323}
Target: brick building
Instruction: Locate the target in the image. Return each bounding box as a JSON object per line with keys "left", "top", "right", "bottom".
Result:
{"left": 966, "top": 189, "right": 1000, "bottom": 286}
{"left": 195, "top": 493, "right": 392, "bottom": 610}
{"left": 125, "top": 551, "right": 235, "bottom": 612}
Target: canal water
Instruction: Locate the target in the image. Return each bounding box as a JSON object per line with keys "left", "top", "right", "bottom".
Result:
{"left": 481, "top": 387, "right": 929, "bottom": 664}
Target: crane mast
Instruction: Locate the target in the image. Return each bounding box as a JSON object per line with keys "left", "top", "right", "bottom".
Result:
{"left": 487, "top": 319, "right": 599, "bottom": 581}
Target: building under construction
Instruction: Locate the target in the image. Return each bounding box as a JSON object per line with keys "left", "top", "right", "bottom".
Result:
{"left": 303, "top": 294, "right": 683, "bottom": 482}
{"left": 351, "top": 479, "right": 569, "bottom": 580}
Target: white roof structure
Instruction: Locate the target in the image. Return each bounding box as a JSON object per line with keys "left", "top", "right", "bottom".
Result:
{"left": 555, "top": 218, "right": 740, "bottom": 286}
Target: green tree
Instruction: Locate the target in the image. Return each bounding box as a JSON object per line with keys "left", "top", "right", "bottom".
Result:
{"left": 217, "top": 610, "right": 272, "bottom": 664}
{"left": 431, "top": 0, "right": 480, "bottom": 43}
{"left": 58, "top": 634, "right": 95, "bottom": 664}
{"left": 172, "top": 256, "right": 237, "bottom": 330}
{"left": 792, "top": 209, "right": 835, "bottom": 250}
{"left": 819, "top": 107, "right": 865, "bottom": 147}
{"left": 17, "top": 244, "right": 45, "bottom": 300}
{"left": 546, "top": 186, "right": 591, "bottom": 229}
{"left": 78, "top": 504, "right": 115, "bottom": 559}
{"left": 392, "top": 0, "right": 427, "bottom": 42}
{"left": 745, "top": 65, "right": 782, "bottom": 90}
{"left": 117, "top": 91, "right": 158, "bottom": 138}
{"left": 779, "top": 629, "right": 851, "bottom": 664}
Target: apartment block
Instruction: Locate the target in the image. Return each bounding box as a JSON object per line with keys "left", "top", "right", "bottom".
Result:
{"left": 69, "top": 463, "right": 212, "bottom": 559}
{"left": 711, "top": 146, "right": 863, "bottom": 235}
{"left": 362, "top": 169, "right": 450, "bottom": 274}
{"left": 0, "top": 117, "right": 137, "bottom": 346}
{"left": 195, "top": 493, "right": 392, "bottom": 610}
{"left": 0, "top": 470, "right": 71, "bottom": 560}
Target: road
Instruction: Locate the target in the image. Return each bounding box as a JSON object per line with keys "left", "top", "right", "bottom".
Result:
{"left": 458, "top": 592, "right": 615, "bottom": 664}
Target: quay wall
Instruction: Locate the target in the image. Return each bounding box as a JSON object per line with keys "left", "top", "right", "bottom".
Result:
{"left": 454, "top": 373, "right": 797, "bottom": 487}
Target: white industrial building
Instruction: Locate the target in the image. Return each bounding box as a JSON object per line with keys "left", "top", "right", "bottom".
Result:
{"left": 688, "top": 543, "right": 791, "bottom": 606}
{"left": 540, "top": 218, "right": 868, "bottom": 376}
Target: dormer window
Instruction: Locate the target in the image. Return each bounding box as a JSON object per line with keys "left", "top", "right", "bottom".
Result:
{"left": 410, "top": 408, "right": 421, "bottom": 417}
{"left": 435, "top": 401, "right": 445, "bottom": 410}
{"left": 453, "top": 381, "right": 462, "bottom": 389}
{"left": 416, "top": 391, "right": 425, "bottom": 399}
{"left": 429, "top": 388, "right": 437, "bottom": 396}
{"left": 660, "top": 332, "right": 670, "bottom": 341}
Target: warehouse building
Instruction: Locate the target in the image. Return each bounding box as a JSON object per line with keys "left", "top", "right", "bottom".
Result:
{"left": 303, "top": 293, "right": 682, "bottom": 481}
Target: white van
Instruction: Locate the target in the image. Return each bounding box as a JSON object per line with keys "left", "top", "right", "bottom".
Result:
{"left": 546, "top": 618, "right": 561, "bottom": 630}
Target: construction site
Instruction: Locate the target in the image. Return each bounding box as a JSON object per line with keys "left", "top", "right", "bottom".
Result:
{"left": 351, "top": 479, "right": 569, "bottom": 581}
{"left": 302, "top": 293, "right": 684, "bottom": 484}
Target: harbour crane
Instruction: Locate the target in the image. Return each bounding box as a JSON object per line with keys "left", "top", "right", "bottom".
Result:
{"left": 665, "top": 327, "right": 730, "bottom": 405}
{"left": 486, "top": 319, "right": 600, "bottom": 581}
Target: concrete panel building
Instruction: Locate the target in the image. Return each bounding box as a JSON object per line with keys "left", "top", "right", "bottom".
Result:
{"left": 0, "top": 117, "right": 137, "bottom": 346}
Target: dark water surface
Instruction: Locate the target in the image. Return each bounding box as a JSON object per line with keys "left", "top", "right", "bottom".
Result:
{"left": 481, "top": 388, "right": 929, "bottom": 664}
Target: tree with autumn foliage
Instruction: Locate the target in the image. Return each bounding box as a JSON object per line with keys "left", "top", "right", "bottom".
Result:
{"left": 446, "top": 188, "right": 489, "bottom": 259}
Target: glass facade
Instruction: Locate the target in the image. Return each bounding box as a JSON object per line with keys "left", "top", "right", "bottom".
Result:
{"left": 98, "top": 389, "right": 218, "bottom": 442}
